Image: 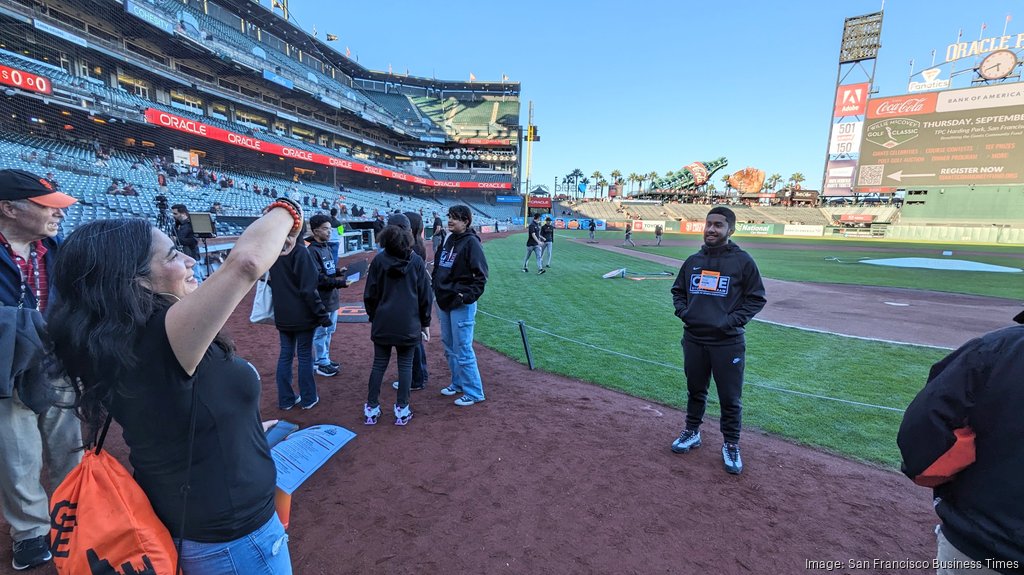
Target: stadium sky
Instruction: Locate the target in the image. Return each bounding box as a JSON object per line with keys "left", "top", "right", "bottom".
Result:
{"left": 285, "top": 0, "right": 1018, "bottom": 195}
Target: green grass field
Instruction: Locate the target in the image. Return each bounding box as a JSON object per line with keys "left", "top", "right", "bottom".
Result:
{"left": 474, "top": 233, "right": 954, "bottom": 469}
{"left": 578, "top": 230, "right": 1023, "bottom": 299}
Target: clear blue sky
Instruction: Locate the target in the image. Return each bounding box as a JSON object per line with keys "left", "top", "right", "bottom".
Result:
{"left": 286, "top": 0, "right": 1018, "bottom": 193}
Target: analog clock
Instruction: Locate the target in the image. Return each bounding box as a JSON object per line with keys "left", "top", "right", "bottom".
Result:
{"left": 979, "top": 50, "right": 1018, "bottom": 80}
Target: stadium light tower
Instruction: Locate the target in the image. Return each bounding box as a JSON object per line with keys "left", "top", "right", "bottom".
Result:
{"left": 821, "top": 11, "right": 883, "bottom": 199}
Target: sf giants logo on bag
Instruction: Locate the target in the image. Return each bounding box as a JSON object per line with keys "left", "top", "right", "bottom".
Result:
{"left": 49, "top": 450, "right": 178, "bottom": 575}
{"left": 50, "top": 500, "right": 76, "bottom": 558}
{"left": 51, "top": 499, "right": 160, "bottom": 574}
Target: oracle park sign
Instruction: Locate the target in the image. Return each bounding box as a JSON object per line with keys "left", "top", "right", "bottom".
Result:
{"left": 856, "top": 84, "right": 1024, "bottom": 190}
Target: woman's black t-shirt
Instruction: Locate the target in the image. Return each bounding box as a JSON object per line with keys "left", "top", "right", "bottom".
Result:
{"left": 109, "top": 307, "right": 276, "bottom": 542}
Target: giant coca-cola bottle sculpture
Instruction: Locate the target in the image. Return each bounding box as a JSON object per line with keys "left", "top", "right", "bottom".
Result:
{"left": 651, "top": 157, "right": 728, "bottom": 192}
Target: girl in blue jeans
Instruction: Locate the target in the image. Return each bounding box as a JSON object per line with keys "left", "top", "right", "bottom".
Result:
{"left": 431, "top": 205, "right": 489, "bottom": 406}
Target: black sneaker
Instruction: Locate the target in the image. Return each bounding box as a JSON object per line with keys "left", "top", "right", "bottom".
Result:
{"left": 300, "top": 397, "right": 320, "bottom": 410}
{"left": 328, "top": 361, "right": 340, "bottom": 369}
{"left": 522, "top": 267, "right": 528, "bottom": 273}
{"left": 12, "top": 535, "right": 51, "bottom": 571}
{"left": 279, "top": 396, "right": 302, "bottom": 410}
{"left": 722, "top": 443, "right": 743, "bottom": 475}
{"left": 537, "top": 268, "right": 546, "bottom": 275}
{"left": 670, "top": 429, "right": 701, "bottom": 453}
{"left": 315, "top": 364, "right": 339, "bottom": 377}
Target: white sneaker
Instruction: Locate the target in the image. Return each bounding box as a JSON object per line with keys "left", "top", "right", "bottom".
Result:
{"left": 363, "top": 403, "right": 381, "bottom": 425}
{"left": 393, "top": 404, "right": 413, "bottom": 426}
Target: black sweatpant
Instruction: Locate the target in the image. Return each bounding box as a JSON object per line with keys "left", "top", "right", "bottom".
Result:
{"left": 367, "top": 343, "right": 415, "bottom": 408}
{"left": 682, "top": 338, "right": 746, "bottom": 444}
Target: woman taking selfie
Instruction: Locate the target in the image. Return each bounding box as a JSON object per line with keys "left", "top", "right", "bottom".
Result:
{"left": 47, "top": 198, "right": 304, "bottom": 574}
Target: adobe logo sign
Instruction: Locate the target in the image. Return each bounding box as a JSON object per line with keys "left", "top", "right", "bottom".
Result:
{"left": 834, "top": 83, "right": 870, "bottom": 117}
{"left": 866, "top": 93, "right": 938, "bottom": 118}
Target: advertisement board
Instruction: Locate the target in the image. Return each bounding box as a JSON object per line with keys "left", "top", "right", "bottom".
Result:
{"left": 144, "top": 109, "right": 511, "bottom": 190}
{"left": 631, "top": 220, "right": 664, "bottom": 232}
{"left": 680, "top": 220, "right": 706, "bottom": 234}
{"left": 839, "top": 214, "right": 875, "bottom": 223}
{"left": 527, "top": 196, "right": 551, "bottom": 208}
{"left": 857, "top": 84, "right": 1024, "bottom": 188}
{"left": 0, "top": 65, "right": 51, "bottom": 95}
{"left": 554, "top": 218, "right": 604, "bottom": 230}
{"left": 829, "top": 121, "right": 863, "bottom": 155}
{"left": 496, "top": 195, "right": 522, "bottom": 203}
{"left": 735, "top": 223, "right": 776, "bottom": 235}
{"left": 823, "top": 160, "right": 858, "bottom": 196}
{"left": 783, "top": 224, "right": 825, "bottom": 237}
{"left": 125, "top": 0, "right": 174, "bottom": 34}
{"left": 834, "top": 83, "right": 871, "bottom": 116}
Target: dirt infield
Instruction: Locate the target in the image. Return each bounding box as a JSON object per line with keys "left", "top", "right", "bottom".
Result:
{"left": 581, "top": 239, "right": 1022, "bottom": 349}
{"left": 0, "top": 237, "right": 953, "bottom": 575}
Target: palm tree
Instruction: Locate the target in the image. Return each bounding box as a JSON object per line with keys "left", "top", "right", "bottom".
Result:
{"left": 610, "top": 169, "right": 622, "bottom": 198}
{"left": 591, "top": 171, "right": 603, "bottom": 199}
{"left": 647, "top": 171, "right": 658, "bottom": 193}
{"left": 721, "top": 173, "right": 732, "bottom": 196}
{"left": 628, "top": 172, "right": 640, "bottom": 195}
{"left": 768, "top": 173, "right": 783, "bottom": 191}
{"left": 789, "top": 172, "right": 805, "bottom": 189}
{"left": 598, "top": 178, "right": 608, "bottom": 197}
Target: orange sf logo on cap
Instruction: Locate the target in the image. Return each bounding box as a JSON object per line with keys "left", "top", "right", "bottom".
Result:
{"left": 38, "top": 178, "right": 53, "bottom": 191}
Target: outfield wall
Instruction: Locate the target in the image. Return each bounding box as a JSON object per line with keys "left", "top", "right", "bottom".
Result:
{"left": 886, "top": 225, "right": 1024, "bottom": 244}
{"left": 900, "top": 187, "right": 1024, "bottom": 225}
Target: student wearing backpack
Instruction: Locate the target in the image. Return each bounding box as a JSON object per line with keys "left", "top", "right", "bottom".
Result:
{"left": 47, "top": 198, "right": 305, "bottom": 574}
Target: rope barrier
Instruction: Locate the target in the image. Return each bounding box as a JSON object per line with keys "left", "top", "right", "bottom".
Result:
{"left": 476, "top": 309, "right": 906, "bottom": 414}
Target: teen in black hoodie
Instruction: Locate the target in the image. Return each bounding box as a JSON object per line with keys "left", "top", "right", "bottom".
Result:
{"left": 669, "top": 207, "right": 766, "bottom": 474}
{"left": 270, "top": 229, "right": 330, "bottom": 410}
{"left": 432, "top": 205, "right": 489, "bottom": 406}
{"left": 362, "top": 223, "right": 432, "bottom": 425}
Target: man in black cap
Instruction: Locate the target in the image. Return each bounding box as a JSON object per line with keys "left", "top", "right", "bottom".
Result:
{"left": 0, "top": 169, "right": 82, "bottom": 570}
{"left": 669, "top": 206, "right": 766, "bottom": 475}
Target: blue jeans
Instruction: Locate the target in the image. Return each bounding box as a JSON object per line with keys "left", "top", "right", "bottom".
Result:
{"left": 541, "top": 242, "right": 553, "bottom": 266}
{"left": 413, "top": 341, "right": 428, "bottom": 387}
{"left": 523, "top": 245, "right": 543, "bottom": 270}
{"left": 177, "top": 513, "right": 291, "bottom": 575}
{"left": 438, "top": 302, "right": 484, "bottom": 401}
{"left": 312, "top": 311, "right": 338, "bottom": 366}
{"left": 276, "top": 330, "right": 317, "bottom": 408}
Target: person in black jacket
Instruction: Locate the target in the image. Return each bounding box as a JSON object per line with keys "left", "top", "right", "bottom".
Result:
{"left": 270, "top": 225, "right": 331, "bottom": 410}
{"left": 669, "top": 206, "right": 766, "bottom": 475}
{"left": 307, "top": 215, "right": 348, "bottom": 377}
{"left": 391, "top": 212, "right": 430, "bottom": 392}
{"left": 898, "top": 312, "right": 1024, "bottom": 574}
{"left": 170, "top": 204, "right": 200, "bottom": 261}
{"left": 362, "top": 222, "right": 432, "bottom": 426}
{"left": 433, "top": 205, "right": 489, "bottom": 406}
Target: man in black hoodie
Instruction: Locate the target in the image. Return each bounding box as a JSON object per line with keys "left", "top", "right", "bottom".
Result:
{"left": 898, "top": 311, "right": 1024, "bottom": 574}
{"left": 669, "top": 206, "right": 766, "bottom": 475}
{"left": 433, "top": 205, "right": 489, "bottom": 406}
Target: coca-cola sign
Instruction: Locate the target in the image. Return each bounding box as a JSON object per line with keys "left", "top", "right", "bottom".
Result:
{"left": 867, "top": 93, "right": 937, "bottom": 118}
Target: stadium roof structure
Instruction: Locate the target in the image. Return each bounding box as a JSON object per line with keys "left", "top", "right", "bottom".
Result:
{"left": 214, "top": 0, "right": 520, "bottom": 95}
